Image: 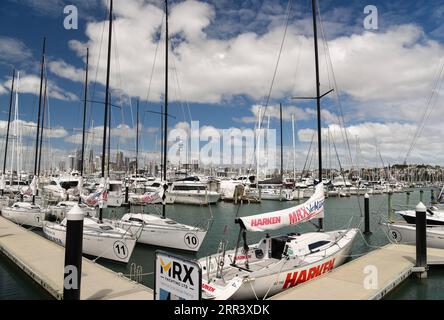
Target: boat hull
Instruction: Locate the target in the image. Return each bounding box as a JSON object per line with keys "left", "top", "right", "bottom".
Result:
{"left": 382, "top": 222, "right": 444, "bottom": 249}
{"left": 116, "top": 219, "right": 207, "bottom": 252}
{"left": 42, "top": 222, "right": 136, "bottom": 263}
{"left": 1, "top": 208, "right": 45, "bottom": 228}
{"left": 201, "top": 229, "right": 358, "bottom": 300}
{"left": 399, "top": 212, "right": 444, "bottom": 225}
{"left": 166, "top": 192, "right": 220, "bottom": 205}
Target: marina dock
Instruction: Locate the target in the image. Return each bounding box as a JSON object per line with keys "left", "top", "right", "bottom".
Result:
{"left": 271, "top": 244, "right": 444, "bottom": 300}
{"left": 0, "top": 216, "right": 153, "bottom": 300}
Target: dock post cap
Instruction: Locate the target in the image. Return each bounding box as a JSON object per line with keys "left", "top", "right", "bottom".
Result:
{"left": 66, "top": 204, "right": 85, "bottom": 221}
{"left": 415, "top": 202, "right": 427, "bottom": 213}
{"left": 364, "top": 193, "right": 369, "bottom": 199}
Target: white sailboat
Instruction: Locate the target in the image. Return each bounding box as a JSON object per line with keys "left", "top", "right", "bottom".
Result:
{"left": 116, "top": 212, "right": 207, "bottom": 252}
{"left": 396, "top": 205, "right": 444, "bottom": 225}
{"left": 42, "top": 21, "right": 137, "bottom": 263}
{"left": 46, "top": 200, "right": 97, "bottom": 220}
{"left": 166, "top": 178, "right": 221, "bottom": 205}
{"left": 43, "top": 208, "right": 136, "bottom": 263}
{"left": 115, "top": 0, "right": 209, "bottom": 252}
{"left": 382, "top": 221, "right": 444, "bottom": 250}
{"left": 200, "top": 0, "right": 360, "bottom": 299}
{"left": 1, "top": 176, "right": 46, "bottom": 227}
{"left": 199, "top": 183, "right": 357, "bottom": 300}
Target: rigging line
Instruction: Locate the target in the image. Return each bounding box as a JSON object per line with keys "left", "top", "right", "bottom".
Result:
{"left": 145, "top": 13, "right": 165, "bottom": 104}
{"left": 301, "top": 131, "right": 315, "bottom": 178}
{"left": 317, "top": 3, "right": 354, "bottom": 169}
{"left": 257, "top": 0, "right": 292, "bottom": 130}
{"left": 404, "top": 58, "right": 444, "bottom": 162}
{"left": 290, "top": 0, "right": 309, "bottom": 94}
{"left": 246, "top": 0, "right": 293, "bottom": 170}
{"left": 171, "top": 48, "right": 192, "bottom": 123}
{"left": 89, "top": 3, "right": 108, "bottom": 111}
{"left": 331, "top": 135, "right": 363, "bottom": 216}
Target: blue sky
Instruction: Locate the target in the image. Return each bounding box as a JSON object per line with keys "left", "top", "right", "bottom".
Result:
{"left": 1, "top": 0, "right": 444, "bottom": 170}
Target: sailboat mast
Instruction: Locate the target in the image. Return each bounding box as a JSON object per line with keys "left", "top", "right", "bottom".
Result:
{"left": 136, "top": 99, "right": 139, "bottom": 175}
{"left": 311, "top": 0, "right": 323, "bottom": 230}
{"left": 280, "top": 103, "right": 283, "bottom": 180}
{"left": 3, "top": 69, "right": 15, "bottom": 176}
{"left": 162, "top": 0, "right": 169, "bottom": 219}
{"left": 100, "top": 0, "right": 113, "bottom": 221}
{"left": 38, "top": 77, "right": 48, "bottom": 176}
{"left": 102, "top": 0, "right": 112, "bottom": 179}
{"left": 107, "top": 96, "right": 111, "bottom": 176}
{"left": 291, "top": 114, "right": 296, "bottom": 182}
{"left": 34, "top": 38, "right": 46, "bottom": 178}
{"left": 80, "top": 48, "right": 89, "bottom": 177}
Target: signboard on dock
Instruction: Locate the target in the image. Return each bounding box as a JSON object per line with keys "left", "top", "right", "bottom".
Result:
{"left": 154, "top": 251, "right": 201, "bottom": 300}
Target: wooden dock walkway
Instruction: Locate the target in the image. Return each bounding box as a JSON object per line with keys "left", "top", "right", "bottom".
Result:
{"left": 271, "top": 244, "right": 444, "bottom": 300}
{"left": 0, "top": 216, "right": 153, "bottom": 300}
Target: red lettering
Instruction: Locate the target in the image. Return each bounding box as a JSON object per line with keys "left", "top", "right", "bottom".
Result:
{"left": 307, "top": 265, "right": 321, "bottom": 280}
{"left": 296, "top": 209, "right": 304, "bottom": 221}
{"left": 283, "top": 272, "right": 298, "bottom": 289}
{"left": 202, "top": 283, "right": 215, "bottom": 292}
{"left": 289, "top": 212, "right": 297, "bottom": 224}
{"left": 250, "top": 217, "right": 281, "bottom": 227}
{"left": 282, "top": 259, "right": 336, "bottom": 290}
{"left": 297, "top": 270, "right": 307, "bottom": 284}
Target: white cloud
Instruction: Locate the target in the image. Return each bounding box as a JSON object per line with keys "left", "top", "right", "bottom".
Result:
{"left": 1, "top": 74, "right": 78, "bottom": 101}
{"left": 48, "top": 60, "right": 85, "bottom": 82}
{"left": 298, "top": 122, "right": 444, "bottom": 166}
{"left": 0, "top": 119, "right": 68, "bottom": 139}
{"left": 64, "top": 122, "right": 143, "bottom": 146}
{"left": 0, "top": 36, "right": 32, "bottom": 62}
{"left": 47, "top": 1, "right": 443, "bottom": 120}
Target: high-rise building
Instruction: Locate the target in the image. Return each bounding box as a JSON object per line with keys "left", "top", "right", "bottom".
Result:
{"left": 124, "top": 157, "right": 129, "bottom": 172}
{"left": 69, "top": 155, "right": 75, "bottom": 172}
{"left": 59, "top": 160, "right": 66, "bottom": 172}
{"left": 116, "top": 151, "right": 124, "bottom": 170}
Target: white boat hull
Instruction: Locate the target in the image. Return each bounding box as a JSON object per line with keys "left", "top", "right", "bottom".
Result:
{"left": 116, "top": 214, "right": 207, "bottom": 252}
{"left": 382, "top": 222, "right": 444, "bottom": 249}
{"left": 1, "top": 207, "right": 45, "bottom": 228}
{"left": 201, "top": 229, "right": 358, "bottom": 300}
{"left": 43, "top": 222, "right": 136, "bottom": 263}
{"left": 166, "top": 192, "right": 220, "bottom": 205}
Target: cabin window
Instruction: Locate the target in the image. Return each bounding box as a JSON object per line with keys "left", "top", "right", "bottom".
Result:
{"left": 99, "top": 225, "right": 113, "bottom": 231}
{"left": 255, "top": 249, "right": 264, "bottom": 259}
{"left": 109, "top": 184, "right": 121, "bottom": 192}
{"left": 129, "top": 218, "right": 143, "bottom": 223}
{"left": 60, "top": 181, "right": 78, "bottom": 189}
{"left": 173, "top": 185, "right": 206, "bottom": 191}
{"left": 308, "top": 240, "right": 330, "bottom": 251}
{"left": 50, "top": 181, "right": 57, "bottom": 185}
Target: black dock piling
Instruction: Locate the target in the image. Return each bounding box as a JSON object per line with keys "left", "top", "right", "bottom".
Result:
{"left": 414, "top": 202, "right": 428, "bottom": 279}
{"left": 63, "top": 205, "right": 84, "bottom": 300}
{"left": 364, "top": 193, "right": 371, "bottom": 235}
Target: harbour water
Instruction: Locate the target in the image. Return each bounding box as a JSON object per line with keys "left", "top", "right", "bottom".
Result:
{"left": 1, "top": 188, "right": 443, "bottom": 299}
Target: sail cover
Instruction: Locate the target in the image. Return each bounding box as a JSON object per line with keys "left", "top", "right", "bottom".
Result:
{"left": 239, "top": 183, "right": 325, "bottom": 232}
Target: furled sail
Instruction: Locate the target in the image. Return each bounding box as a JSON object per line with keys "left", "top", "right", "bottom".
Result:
{"left": 238, "top": 183, "right": 324, "bottom": 232}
